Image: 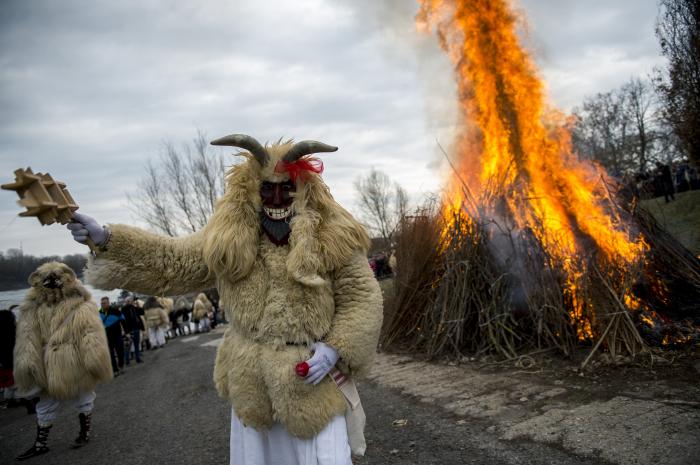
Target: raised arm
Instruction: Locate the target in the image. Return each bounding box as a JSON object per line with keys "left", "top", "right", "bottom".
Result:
{"left": 324, "top": 250, "right": 383, "bottom": 378}
{"left": 69, "top": 213, "right": 214, "bottom": 295}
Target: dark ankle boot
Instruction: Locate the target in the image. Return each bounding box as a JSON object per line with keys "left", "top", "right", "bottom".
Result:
{"left": 16, "top": 423, "right": 51, "bottom": 460}
{"left": 70, "top": 412, "right": 92, "bottom": 449}
{"left": 22, "top": 397, "right": 39, "bottom": 415}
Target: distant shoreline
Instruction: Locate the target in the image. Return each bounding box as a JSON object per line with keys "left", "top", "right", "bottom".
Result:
{"left": 0, "top": 285, "right": 122, "bottom": 308}
{"left": 0, "top": 273, "right": 86, "bottom": 293}
{"left": 0, "top": 283, "right": 29, "bottom": 292}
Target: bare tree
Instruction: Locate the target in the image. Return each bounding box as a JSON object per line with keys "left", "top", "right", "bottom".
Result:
{"left": 622, "top": 77, "right": 659, "bottom": 172}
{"left": 656, "top": 0, "right": 700, "bottom": 165}
{"left": 127, "top": 130, "right": 226, "bottom": 236}
{"left": 572, "top": 77, "right": 679, "bottom": 175}
{"left": 354, "top": 168, "right": 408, "bottom": 243}
{"left": 572, "top": 90, "right": 631, "bottom": 175}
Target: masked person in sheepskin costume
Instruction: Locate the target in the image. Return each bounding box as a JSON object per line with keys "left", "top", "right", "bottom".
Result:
{"left": 14, "top": 262, "right": 113, "bottom": 461}
{"left": 193, "top": 292, "right": 213, "bottom": 333}
{"left": 67, "top": 134, "right": 383, "bottom": 465}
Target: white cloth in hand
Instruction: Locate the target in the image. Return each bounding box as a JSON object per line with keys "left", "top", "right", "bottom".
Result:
{"left": 305, "top": 342, "right": 339, "bottom": 385}
{"left": 67, "top": 212, "right": 108, "bottom": 245}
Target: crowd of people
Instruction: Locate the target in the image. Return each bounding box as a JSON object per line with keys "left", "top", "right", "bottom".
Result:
{"left": 96, "top": 291, "right": 222, "bottom": 377}
{"left": 622, "top": 159, "right": 700, "bottom": 203}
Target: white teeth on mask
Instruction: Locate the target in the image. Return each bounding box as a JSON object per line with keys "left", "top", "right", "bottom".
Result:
{"left": 263, "top": 207, "right": 291, "bottom": 220}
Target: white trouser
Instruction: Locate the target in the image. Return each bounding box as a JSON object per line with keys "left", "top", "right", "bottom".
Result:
{"left": 199, "top": 317, "right": 211, "bottom": 332}
{"left": 36, "top": 391, "right": 95, "bottom": 427}
{"left": 229, "top": 408, "right": 352, "bottom": 465}
{"left": 2, "top": 386, "right": 17, "bottom": 400}
{"left": 148, "top": 327, "right": 166, "bottom": 346}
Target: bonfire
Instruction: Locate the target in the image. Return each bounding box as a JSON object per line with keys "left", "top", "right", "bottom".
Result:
{"left": 383, "top": 0, "right": 700, "bottom": 366}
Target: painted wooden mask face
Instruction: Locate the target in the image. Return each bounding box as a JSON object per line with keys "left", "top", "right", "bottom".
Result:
{"left": 259, "top": 180, "right": 295, "bottom": 220}
{"left": 259, "top": 180, "right": 296, "bottom": 245}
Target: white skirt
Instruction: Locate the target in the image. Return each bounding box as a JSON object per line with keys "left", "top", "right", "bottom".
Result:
{"left": 229, "top": 408, "right": 352, "bottom": 465}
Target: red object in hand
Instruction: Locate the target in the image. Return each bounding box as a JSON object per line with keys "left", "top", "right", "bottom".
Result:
{"left": 295, "top": 361, "right": 309, "bottom": 377}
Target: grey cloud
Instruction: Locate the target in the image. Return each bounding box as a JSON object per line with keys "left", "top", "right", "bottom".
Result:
{"left": 0, "top": 0, "right": 665, "bottom": 255}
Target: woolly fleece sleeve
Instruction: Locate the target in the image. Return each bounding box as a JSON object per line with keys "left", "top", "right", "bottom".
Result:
{"left": 13, "top": 310, "right": 46, "bottom": 391}
{"left": 324, "top": 250, "right": 383, "bottom": 378}
{"left": 85, "top": 224, "right": 213, "bottom": 295}
{"left": 76, "top": 305, "right": 113, "bottom": 382}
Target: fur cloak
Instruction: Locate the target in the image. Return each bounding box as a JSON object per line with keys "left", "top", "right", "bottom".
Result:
{"left": 86, "top": 142, "right": 383, "bottom": 438}
{"left": 14, "top": 262, "right": 113, "bottom": 400}
{"left": 144, "top": 307, "right": 169, "bottom": 329}
{"left": 193, "top": 293, "right": 212, "bottom": 320}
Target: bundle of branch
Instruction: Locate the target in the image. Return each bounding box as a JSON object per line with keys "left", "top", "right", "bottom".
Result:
{"left": 383, "top": 197, "right": 583, "bottom": 359}
{"left": 382, "top": 176, "right": 699, "bottom": 362}
{"left": 382, "top": 203, "right": 656, "bottom": 361}
{"left": 633, "top": 204, "right": 700, "bottom": 317}
{"left": 427, "top": 211, "right": 516, "bottom": 358}
{"left": 578, "top": 257, "right": 648, "bottom": 369}
{"left": 380, "top": 202, "right": 441, "bottom": 350}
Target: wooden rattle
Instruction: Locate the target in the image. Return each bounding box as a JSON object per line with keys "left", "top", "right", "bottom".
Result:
{"left": 2, "top": 167, "right": 98, "bottom": 254}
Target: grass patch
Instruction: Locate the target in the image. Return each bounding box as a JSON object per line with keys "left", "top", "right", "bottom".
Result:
{"left": 640, "top": 190, "right": 700, "bottom": 255}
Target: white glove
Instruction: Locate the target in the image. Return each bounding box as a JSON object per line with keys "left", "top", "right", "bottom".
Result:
{"left": 67, "top": 212, "right": 108, "bottom": 245}
{"left": 305, "top": 342, "right": 339, "bottom": 385}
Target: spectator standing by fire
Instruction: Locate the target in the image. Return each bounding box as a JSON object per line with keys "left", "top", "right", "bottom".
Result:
{"left": 655, "top": 161, "right": 676, "bottom": 203}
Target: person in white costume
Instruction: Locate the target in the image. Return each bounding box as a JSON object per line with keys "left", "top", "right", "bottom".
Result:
{"left": 143, "top": 297, "right": 168, "bottom": 349}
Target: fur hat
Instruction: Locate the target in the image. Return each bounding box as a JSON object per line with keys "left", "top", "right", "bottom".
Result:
{"left": 203, "top": 135, "right": 370, "bottom": 287}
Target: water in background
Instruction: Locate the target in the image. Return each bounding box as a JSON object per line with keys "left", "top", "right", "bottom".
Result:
{"left": 0, "top": 285, "right": 122, "bottom": 308}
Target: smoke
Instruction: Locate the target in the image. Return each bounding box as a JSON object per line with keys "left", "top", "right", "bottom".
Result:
{"left": 336, "top": 0, "right": 460, "bottom": 171}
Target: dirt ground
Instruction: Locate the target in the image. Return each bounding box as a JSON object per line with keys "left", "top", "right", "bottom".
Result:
{"left": 366, "top": 348, "right": 700, "bottom": 465}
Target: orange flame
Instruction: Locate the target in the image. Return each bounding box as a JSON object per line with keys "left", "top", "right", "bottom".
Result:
{"left": 418, "top": 0, "right": 647, "bottom": 337}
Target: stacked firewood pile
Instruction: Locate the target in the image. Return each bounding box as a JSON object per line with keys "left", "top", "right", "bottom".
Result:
{"left": 381, "top": 188, "right": 700, "bottom": 364}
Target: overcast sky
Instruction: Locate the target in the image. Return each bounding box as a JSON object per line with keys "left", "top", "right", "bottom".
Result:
{"left": 0, "top": 0, "right": 665, "bottom": 256}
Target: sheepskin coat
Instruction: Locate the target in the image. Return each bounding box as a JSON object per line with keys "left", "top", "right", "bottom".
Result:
{"left": 158, "top": 297, "right": 174, "bottom": 314}
{"left": 87, "top": 142, "right": 383, "bottom": 438}
{"left": 144, "top": 306, "right": 169, "bottom": 329}
{"left": 193, "top": 293, "right": 212, "bottom": 320}
{"left": 14, "top": 262, "right": 113, "bottom": 400}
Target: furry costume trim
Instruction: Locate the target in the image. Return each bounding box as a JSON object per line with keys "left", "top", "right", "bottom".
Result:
{"left": 193, "top": 293, "right": 212, "bottom": 320}
{"left": 83, "top": 140, "right": 382, "bottom": 437}
{"left": 213, "top": 326, "right": 348, "bottom": 439}
{"left": 212, "top": 242, "right": 382, "bottom": 437}
{"left": 325, "top": 251, "right": 383, "bottom": 378}
{"left": 145, "top": 307, "right": 169, "bottom": 328}
{"left": 87, "top": 142, "right": 369, "bottom": 292}
{"left": 86, "top": 226, "right": 213, "bottom": 294}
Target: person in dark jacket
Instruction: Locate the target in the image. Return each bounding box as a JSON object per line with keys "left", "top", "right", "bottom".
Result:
{"left": 0, "top": 306, "right": 39, "bottom": 414}
{"left": 99, "top": 297, "right": 126, "bottom": 376}
{"left": 120, "top": 296, "right": 144, "bottom": 365}
{"left": 0, "top": 307, "right": 17, "bottom": 405}
{"left": 655, "top": 161, "right": 675, "bottom": 203}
